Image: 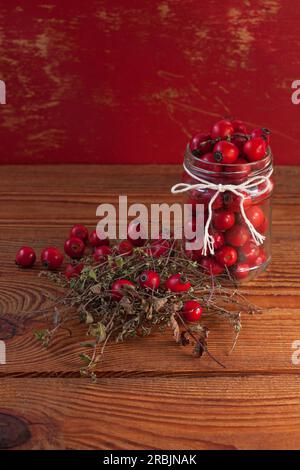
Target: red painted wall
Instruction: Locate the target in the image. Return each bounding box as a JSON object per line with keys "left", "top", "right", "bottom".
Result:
{"left": 0, "top": 0, "right": 299, "bottom": 164}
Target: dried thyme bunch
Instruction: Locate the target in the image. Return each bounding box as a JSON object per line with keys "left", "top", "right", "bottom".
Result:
{"left": 36, "top": 240, "right": 260, "bottom": 381}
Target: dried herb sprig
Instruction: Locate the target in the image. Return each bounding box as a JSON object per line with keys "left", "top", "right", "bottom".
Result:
{"left": 35, "top": 240, "right": 260, "bottom": 381}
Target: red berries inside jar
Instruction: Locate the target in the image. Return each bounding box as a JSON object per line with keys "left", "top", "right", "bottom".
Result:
{"left": 185, "top": 118, "right": 273, "bottom": 281}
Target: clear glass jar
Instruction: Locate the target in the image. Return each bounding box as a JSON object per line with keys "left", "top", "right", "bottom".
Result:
{"left": 182, "top": 145, "right": 274, "bottom": 281}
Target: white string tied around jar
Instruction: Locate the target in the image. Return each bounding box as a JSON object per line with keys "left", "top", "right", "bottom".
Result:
{"left": 171, "top": 162, "right": 273, "bottom": 256}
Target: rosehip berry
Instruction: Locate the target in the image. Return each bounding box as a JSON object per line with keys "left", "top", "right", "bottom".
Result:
{"left": 232, "top": 262, "right": 250, "bottom": 280}
{"left": 239, "top": 240, "right": 260, "bottom": 263}
{"left": 211, "top": 120, "right": 234, "bottom": 139}
{"left": 210, "top": 230, "right": 225, "bottom": 249}
{"left": 223, "top": 191, "right": 252, "bottom": 212}
{"left": 147, "top": 238, "right": 171, "bottom": 257}
{"left": 213, "top": 140, "right": 239, "bottom": 164}
{"left": 231, "top": 135, "right": 248, "bottom": 152}
{"left": 213, "top": 210, "right": 235, "bottom": 231}
{"left": 117, "top": 240, "right": 134, "bottom": 256}
{"left": 225, "top": 157, "right": 251, "bottom": 181}
{"left": 93, "top": 245, "right": 112, "bottom": 263}
{"left": 232, "top": 120, "right": 248, "bottom": 134}
{"left": 184, "top": 246, "right": 203, "bottom": 261}
{"left": 41, "top": 247, "right": 64, "bottom": 270}
{"left": 215, "top": 246, "right": 238, "bottom": 267}
{"left": 165, "top": 274, "right": 191, "bottom": 293}
{"left": 65, "top": 262, "right": 84, "bottom": 280}
{"left": 138, "top": 270, "right": 160, "bottom": 290}
{"left": 127, "top": 220, "right": 147, "bottom": 247}
{"left": 181, "top": 300, "right": 203, "bottom": 322}
{"left": 253, "top": 247, "right": 267, "bottom": 266}
{"left": 251, "top": 128, "right": 270, "bottom": 144}
{"left": 111, "top": 279, "right": 135, "bottom": 301}
{"left": 15, "top": 246, "right": 36, "bottom": 268}
{"left": 198, "top": 189, "right": 223, "bottom": 210}
{"left": 89, "top": 229, "right": 110, "bottom": 247}
{"left": 190, "top": 133, "right": 212, "bottom": 155}
{"left": 200, "top": 257, "right": 225, "bottom": 275}
{"left": 258, "top": 217, "right": 268, "bottom": 234}
{"left": 245, "top": 205, "right": 265, "bottom": 229}
{"left": 64, "top": 237, "right": 85, "bottom": 259}
{"left": 70, "top": 224, "right": 89, "bottom": 243}
{"left": 197, "top": 152, "right": 222, "bottom": 173}
{"left": 243, "top": 137, "right": 267, "bottom": 162}
{"left": 225, "top": 225, "right": 249, "bottom": 247}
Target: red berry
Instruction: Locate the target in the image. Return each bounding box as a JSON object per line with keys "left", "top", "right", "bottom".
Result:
{"left": 184, "top": 246, "right": 203, "bottom": 261}
{"left": 258, "top": 217, "right": 268, "bottom": 234}
{"left": 210, "top": 231, "right": 225, "bottom": 249}
{"left": 213, "top": 140, "right": 239, "bottom": 164}
{"left": 200, "top": 257, "right": 225, "bottom": 275}
{"left": 41, "top": 247, "right": 64, "bottom": 270}
{"left": 138, "top": 270, "right": 160, "bottom": 290}
{"left": 181, "top": 300, "right": 203, "bottom": 322}
{"left": 197, "top": 152, "right": 222, "bottom": 173}
{"left": 65, "top": 262, "right": 84, "bottom": 280}
{"left": 64, "top": 237, "right": 85, "bottom": 259}
{"left": 89, "top": 229, "right": 109, "bottom": 248}
{"left": 224, "top": 157, "right": 251, "bottom": 181}
{"left": 197, "top": 189, "right": 223, "bottom": 210}
{"left": 232, "top": 262, "right": 250, "bottom": 280}
{"left": 215, "top": 246, "right": 238, "bottom": 267}
{"left": 165, "top": 274, "right": 191, "bottom": 293}
{"left": 231, "top": 135, "right": 248, "bottom": 152}
{"left": 223, "top": 191, "right": 252, "bottom": 212}
{"left": 253, "top": 247, "right": 267, "bottom": 266}
{"left": 70, "top": 224, "right": 89, "bottom": 243}
{"left": 213, "top": 210, "right": 235, "bottom": 231}
{"left": 211, "top": 120, "right": 234, "bottom": 139}
{"left": 245, "top": 205, "right": 265, "bottom": 229}
{"left": 15, "top": 246, "right": 36, "bottom": 268}
{"left": 111, "top": 279, "right": 135, "bottom": 301}
{"left": 117, "top": 240, "right": 134, "bottom": 256}
{"left": 93, "top": 245, "right": 112, "bottom": 263}
{"left": 232, "top": 120, "right": 248, "bottom": 134}
{"left": 190, "top": 133, "right": 212, "bottom": 155}
{"left": 127, "top": 220, "right": 147, "bottom": 247}
{"left": 251, "top": 128, "right": 270, "bottom": 144}
{"left": 147, "top": 238, "right": 171, "bottom": 257}
{"left": 225, "top": 225, "right": 249, "bottom": 247}
{"left": 239, "top": 240, "right": 260, "bottom": 263}
{"left": 243, "top": 137, "right": 267, "bottom": 162}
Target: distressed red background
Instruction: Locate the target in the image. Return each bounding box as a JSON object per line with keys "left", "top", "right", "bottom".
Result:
{"left": 0, "top": 0, "right": 299, "bottom": 164}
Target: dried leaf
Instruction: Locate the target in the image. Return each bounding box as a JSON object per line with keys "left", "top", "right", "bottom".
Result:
{"left": 170, "top": 313, "right": 180, "bottom": 343}
{"left": 153, "top": 297, "right": 168, "bottom": 312}
{"left": 90, "top": 284, "right": 102, "bottom": 295}
{"left": 88, "top": 322, "right": 106, "bottom": 343}
{"left": 119, "top": 297, "right": 134, "bottom": 314}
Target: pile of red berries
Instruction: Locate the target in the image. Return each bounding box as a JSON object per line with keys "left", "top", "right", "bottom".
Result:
{"left": 15, "top": 223, "right": 203, "bottom": 323}
{"left": 186, "top": 119, "right": 273, "bottom": 280}
{"left": 190, "top": 119, "right": 270, "bottom": 164}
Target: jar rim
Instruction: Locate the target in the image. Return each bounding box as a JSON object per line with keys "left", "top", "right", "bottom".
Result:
{"left": 184, "top": 144, "right": 273, "bottom": 180}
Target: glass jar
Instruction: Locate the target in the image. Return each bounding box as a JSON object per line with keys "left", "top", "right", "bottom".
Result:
{"left": 182, "top": 145, "right": 274, "bottom": 281}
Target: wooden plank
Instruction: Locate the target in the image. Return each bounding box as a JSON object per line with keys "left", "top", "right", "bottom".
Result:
{"left": 0, "top": 166, "right": 299, "bottom": 376}
{"left": 2, "top": 376, "right": 300, "bottom": 450}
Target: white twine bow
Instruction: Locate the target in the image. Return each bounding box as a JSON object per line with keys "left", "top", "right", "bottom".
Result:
{"left": 171, "top": 162, "right": 273, "bottom": 256}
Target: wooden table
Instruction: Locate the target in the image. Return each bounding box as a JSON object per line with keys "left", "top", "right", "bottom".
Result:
{"left": 0, "top": 165, "right": 299, "bottom": 450}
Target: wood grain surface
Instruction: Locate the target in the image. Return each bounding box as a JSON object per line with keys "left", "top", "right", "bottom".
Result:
{"left": 0, "top": 165, "right": 300, "bottom": 450}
